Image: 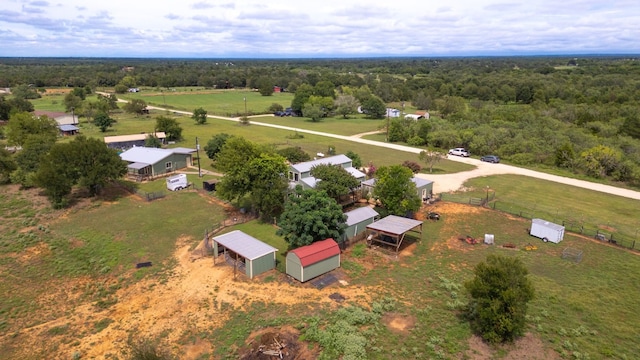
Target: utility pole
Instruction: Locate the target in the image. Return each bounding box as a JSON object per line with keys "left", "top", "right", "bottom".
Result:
{"left": 244, "top": 96, "right": 247, "bottom": 118}
{"left": 386, "top": 108, "right": 390, "bottom": 142}
{"left": 196, "top": 136, "right": 202, "bottom": 177}
{"left": 71, "top": 107, "right": 76, "bottom": 125}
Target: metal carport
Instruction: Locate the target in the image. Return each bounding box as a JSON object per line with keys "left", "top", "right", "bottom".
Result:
{"left": 212, "top": 230, "right": 278, "bottom": 279}
{"left": 365, "top": 215, "right": 423, "bottom": 252}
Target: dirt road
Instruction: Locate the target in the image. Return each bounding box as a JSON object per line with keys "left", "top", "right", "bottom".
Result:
{"left": 104, "top": 96, "right": 640, "bottom": 200}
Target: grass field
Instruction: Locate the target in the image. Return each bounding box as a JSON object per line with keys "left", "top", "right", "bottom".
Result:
{"left": 119, "top": 89, "right": 294, "bottom": 117}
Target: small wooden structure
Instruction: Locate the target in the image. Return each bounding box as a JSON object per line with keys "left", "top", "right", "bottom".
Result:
{"left": 365, "top": 215, "right": 423, "bottom": 252}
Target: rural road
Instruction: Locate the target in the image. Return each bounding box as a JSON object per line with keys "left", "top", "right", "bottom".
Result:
{"left": 107, "top": 95, "right": 640, "bottom": 201}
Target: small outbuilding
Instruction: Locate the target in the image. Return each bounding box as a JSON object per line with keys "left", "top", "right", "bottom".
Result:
{"left": 202, "top": 179, "right": 218, "bottom": 192}
{"left": 212, "top": 230, "right": 278, "bottom": 279}
{"left": 343, "top": 206, "right": 379, "bottom": 243}
{"left": 286, "top": 238, "right": 340, "bottom": 283}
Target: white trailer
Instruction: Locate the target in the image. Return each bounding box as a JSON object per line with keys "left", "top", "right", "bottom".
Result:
{"left": 530, "top": 218, "right": 565, "bottom": 243}
{"left": 166, "top": 173, "right": 188, "bottom": 191}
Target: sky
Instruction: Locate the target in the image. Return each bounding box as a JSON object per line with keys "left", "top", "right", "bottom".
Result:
{"left": 1, "top": 0, "right": 639, "bottom": 58}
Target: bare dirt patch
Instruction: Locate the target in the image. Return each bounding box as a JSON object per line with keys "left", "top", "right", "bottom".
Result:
{"left": 381, "top": 313, "right": 416, "bottom": 335}
{"left": 464, "top": 333, "right": 560, "bottom": 360}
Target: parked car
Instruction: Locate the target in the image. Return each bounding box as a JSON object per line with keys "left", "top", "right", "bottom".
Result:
{"left": 480, "top": 155, "right": 500, "bottom": 163}
{"left": 448, "top": 147, "right": 469, "bottom": 157}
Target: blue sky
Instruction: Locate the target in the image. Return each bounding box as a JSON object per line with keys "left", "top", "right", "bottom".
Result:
{"left": 1, "top": 0, "right": 638, "bottom": 57}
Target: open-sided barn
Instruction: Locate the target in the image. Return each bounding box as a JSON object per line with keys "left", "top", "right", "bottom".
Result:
{"left": 213, "top": 230, "right": 278, "bottom": 279}
{"left": 286, "top": 238, "right": 340, "bottom": 282}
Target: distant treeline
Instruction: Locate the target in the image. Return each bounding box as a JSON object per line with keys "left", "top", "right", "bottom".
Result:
{"left": 1, "top": 56, "right": 639, "bottom": 187}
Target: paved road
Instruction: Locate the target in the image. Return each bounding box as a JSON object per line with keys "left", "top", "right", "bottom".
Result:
{"left": 106, "top": 95, "right": 640, "bottom": 201}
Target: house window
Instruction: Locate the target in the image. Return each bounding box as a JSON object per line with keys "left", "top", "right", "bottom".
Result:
{"left": 165, "top": 161, "right": 172, "bottom": 170}
{"left": 294, "top": 173, "right": 299, "bottom": 181}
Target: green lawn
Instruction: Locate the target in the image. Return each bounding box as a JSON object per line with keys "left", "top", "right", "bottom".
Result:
{"left": 120, "top": 89, "right": 294, "bottom": 117}
{"left": 250, "top": 114, "right": 385, "bottom": 136}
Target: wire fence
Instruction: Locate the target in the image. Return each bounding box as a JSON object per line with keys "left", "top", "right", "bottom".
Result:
{"left": 440, "top": 193, "right": 639, "bottom": 251}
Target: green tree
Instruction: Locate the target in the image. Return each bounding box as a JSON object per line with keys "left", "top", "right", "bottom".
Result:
{"left": 204, "top": 133, "right": 232, "bottom": 160}
{"left": 244, "top": 153, "right": 289, "bottom": 221}
{"left": 579, "top": 145, "right": 622, "bottom": 178}
{"left": 277, "top": 146, "right": 311, "bottom": 163}
{"left": 35, "top": 136, "right": 127, "bottom": 204}
{"left": 465, "top": 255, "right": 535, "bottom": 343}
{"left": 5, "top": 112, "right": 58, "bottom": 147}
{"left": 361, "top": 95, "right": 386, "bottom": 119}
{"left": 123, "top": 99, "right": 147, "bottom": 115}
{"left": 94, "top": 112, "right": 115, "bottom": 132}
{"left": 11, "top": 84, "right": 41, "bottom": 100}
{"left": 302, "top": 103, "right": 324, "bottom": 122}
{"left": 334, "top": 94, "right": 359, "bottom": 118}
{"left": 311, "top": 164, "right": 360, "bottom": 201}
{"left": 192, "top": 107, "right": 208, "bottom": 125}
{"left": 314, "top": 80, "right": 336, "bottom": 98}
{"left": 268, "top": 103, "right": 284, "bottom": 113}
{"left": 12, "top": 134, "right": 55, "bottom": 187}
{"left": 7, "top": 97, "right": 34, "bottom": 114}
{"left": 419, "top": 148, "right": 446, "bottom": 173}
{"left": 0, "top": 148, "right": 17, "bottom": 184}
{"left": 276, "top": 186, "right": 347, "bottom": 248}
{"left": 63, "top": 93, "right": 83, "bottom": 113}
{"left": 373, "top": 165, "right": 421, "bottom": 216}
{"left": 215, "top": 137, "right": 263, "bottom": 201}
{"left": 155, "top": 116, "right": 183, "bottom": 141}
{"left": 257, "top": 78, "right": 274, "bottom": 96}
{"left": 345, "top": 150, "right": 362, "bottom": 168}
{"left": 144, "top": 134, "right": 163, "bottom": 148}
{"left": 290, "top": 83, "right": 314, "bottom": 114}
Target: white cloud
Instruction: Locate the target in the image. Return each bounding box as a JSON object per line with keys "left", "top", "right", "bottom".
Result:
{"left": 0, "top": 0, "right": 638, "bottom": 57}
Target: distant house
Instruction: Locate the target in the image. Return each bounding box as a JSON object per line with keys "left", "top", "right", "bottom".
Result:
{"left": 286, "top": 238, "right": 340, "bottom": 282}
{"left": 362, "top": 176, "right": 434, "bottom": 201}
{"left": 343, "top": 206, "right": 380, "bottom": 243}
{"left": 33, "top": 110, "right": 77, "bottom": 126}
{"left": 128, "top": 88, "right": 140, "bottom": 93}
{"left": 119, "top": 146, "right": 195, "bottom": 180}
{"left": 288, "top": 154, "right": 366, "bottom": 190}
{"left": 386, "top": 108, "right": 401, "bottom": 118}
{"left": 104, "top": 132, "right": 167, "bottom": 150}
{"left": 58, "top": 124, "right": 79, "bottom": 136}
{"left": 273, "top": 86, "right": 281, "bottom": 93}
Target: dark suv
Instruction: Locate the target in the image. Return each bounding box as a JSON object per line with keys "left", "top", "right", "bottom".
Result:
{"left": 480, "top": 155, "right": 500, "bottom": 163}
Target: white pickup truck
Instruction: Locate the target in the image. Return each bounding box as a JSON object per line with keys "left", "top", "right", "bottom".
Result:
{"left": 448, "top": 147, "right": 469, "bottom": 157}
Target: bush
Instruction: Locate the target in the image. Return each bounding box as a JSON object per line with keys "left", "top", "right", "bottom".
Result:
{"left": 464, "top": 255, "right": 535, "bottom": 343}
{"left": 402, "top": 160, "right": 422, "bottom": 174}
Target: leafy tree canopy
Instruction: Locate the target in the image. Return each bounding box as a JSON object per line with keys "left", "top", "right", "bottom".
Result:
{"left": 277, "top": 146, "right": 311, "bottom": 164}
{"left": 345, "top": 150, "right": 362, "bottom": 168}
{"left": 465, "top": 255, "right": 535, "bottom": 344}
{"left": 155, "top": 116, "right": 182, "bottom": 141}
{"left": 311, "top": 164, "right": 360, "bottom": 201}
{"left": 123, "top": 99, "right": 147, "bottom": 115}
{"left": 204, "top": 133, "right": 232, "bottom": 160}
{"left": 276, "top": 186, "right": 347, "bottom": 248}
{"left": 192, "top": 107, "right": 207, "bottom": 125}
{"left": 373, "top": 165, "right": 421, "bottom": 216}
{"left": 5, "top": 112, "right": 58, "bottom": 147}
{"left": 94, "top": 112, "right": 115, "bottom": 133}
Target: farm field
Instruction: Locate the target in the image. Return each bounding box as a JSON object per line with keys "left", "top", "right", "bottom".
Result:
{"left": 0, "top": 183, "right": 638, "bottom": 359}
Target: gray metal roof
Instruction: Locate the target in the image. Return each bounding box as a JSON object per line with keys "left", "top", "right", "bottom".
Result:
{"left": 290, "top": 154, "right": 352, "bottom": 173}
{"left": 345, "top": 206, "right": 379, "bottom": 226}
{"left": 361, "top": 177, "right": 432, "bottom": 188}
{"left": 119, "top": 147, "right": 193, "bottom": 166}
{"left": 120, "top": 147, "right": 173, "bottom": 165}
{"left": 169, "top": 147, "right": 196, "bottom": 154}
{"left": 128, "top": 162, "right": 149, "bottom": 169}
{"left": 366, "top": 215, "right": 423, "bottom": 235}
{"left": 213, "top": 230, "right": 278, "bottom": 260}
{"left": 346, "top": 167, "right": 366, "bottom": 179}
{"left": 58, "top": 124, "right": 79, "bottom": 131}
